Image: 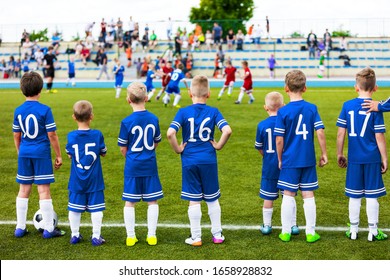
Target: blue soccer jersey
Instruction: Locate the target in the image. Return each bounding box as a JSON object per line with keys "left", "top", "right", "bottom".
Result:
{"left": 337, "top": 98, "right": 385, "bottom": 164}
{"left": 68, "top": 61, "right": 75, "bottom": 74}
{"left": 114, "top": 64, "right": 125, "bottom": 87}
{"left": 144, "top": 69, "right": 155, "bottom": 91}
{"left": 167, "top": 69, "right": 185, "bottom": 88}
{"left": 274, "top": 100, "right": 324, "bottom": 168}
{"left": 169, "top": 104, "right": 228, "bottom": 167}
{"left": 378, "top": 97, "right": 390, "bottom": 112}
{"left": 118, "top": 110, "right": 162, "bottom": 177}
{"left": 66, "top": 129, "right": 107, "bottom": 193}
{"left": 13, "top": 101, "right": 56, "bottom": 159}
{"left": 255, "top": 116, "right": 279, "bottom": 180}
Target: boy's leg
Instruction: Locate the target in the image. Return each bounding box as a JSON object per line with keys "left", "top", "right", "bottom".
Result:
{"left": 156, "top": 87, "right": 165, "bottom": 100}
{"left": 124, "top": 202, "right": 136, "bottom": 238}
{"left": 69, "top": 211, "right": 82, "bottom": 238}
{"left": 235, "top": 88, "right": 245, "bottom": 104}
{"left": 348, "top": 197, "right": 361, "bottom": 238}
{"left": 147, "top": 201, "right": 159, "bottom": 245}
{"left": 263, "top": 200, "right": 273, "bottom": 227}
{"left": 280, "top": 193, "right": 295, "bottom": 235}
{"left": 247, "top": 89, "right": 255, "bottom": 104}
{"left": 163, "top": 93, "right": 171, "bottom": 105}
{"left": 366, "top": 198, "right": 379, "bottom": 238}
{"left": 188, "top": 201, "right": 202, "bottom": 241}
{"left": 206, "top": 199, "right": 223, "bottom": 239}
{"left": 218, "top": 86, "right": 226, "bottom": 99}
{"left": 15, "top": 184, "right": 32, "bottom": 236}
{"left": 147, "top": 89, "right": 155, "bottom": 101}
{"left": 116, "top": 86, "right": 121, "bottom": 98}
{"left": 91, "top": 211, "right": 103, "bottom": 239}
{"left": 173, "top": 93, "right": 181, "bottom": 107}
{"left": 227, "top": 82, "right": 234, "bottom": 96}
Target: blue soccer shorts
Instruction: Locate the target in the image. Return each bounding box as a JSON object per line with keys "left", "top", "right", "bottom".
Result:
{"left": 145, "top": 83, "right": 154, "bottom": 92}
{"left": 259, "top": 178, "right": 279, "bottom": 200}
{"left": 115, "top": 76, "right": 124, "bottom": 87}
{"left": 16, "top": 158, "right": 54, "bottom": 185}
{"left": 277, "top": 166, "right": 318, "bottom": 193}
{"left": 68, "top": 190, "right": 105, "bottom": 213}
{"left": 181, "top": 164, "right": 220, "bottom": 202}
{"left": 346, "top": 163, "right": 386, "bottom": 198}
{"left": 122, "top": 175, "right": 163, "bottom": 202}
{"left": 166, "top": 85, "right": 180, "bottom": 95}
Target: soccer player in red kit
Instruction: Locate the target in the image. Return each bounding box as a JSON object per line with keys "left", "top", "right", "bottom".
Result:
{"left": 217, "top": 60, "right": 237, "bottom": 100}
{"left": 155, "top": 61, "right": 173, "bottom": 101}
{"left": 235, "top": 60, "right": 255, "bottom": 104}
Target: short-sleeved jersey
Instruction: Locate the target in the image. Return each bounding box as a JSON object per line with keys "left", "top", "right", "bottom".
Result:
{"left": 168, "top": 69, "right": 185, "bottom": 88}
{"left": 268, "top": 57, "right": 276, "bottom": 68}
{"left": 114, "top": 65, "right": 125, "bottom": 79}
{"left": 378, "top": 97, "right": 390, "bottom": 112}
{"left": 43, "top": 53, "right": 57, "bottom": 69}
{"left": 118, "top": 111, "right": 162, "bottom": 177}
{"left": 255, "top": 116, "right": 279, "bottom": 180}
{"left": 66, "top": 129, "right": 107, "bottom": 193}
{"left": 225, "top": 66, "right": 236, "bottom": 83}
{"left": 145, "top": 70, "right": 154, "bottom": 87}
{"left": 274, "top": 100, "right": 324, "bottom": 168}
{"left": 22, "top": 59, "right": 29, "bottom": 72}
{"left": 13, "top": 101, "right": 56, "bottom": 159}
{"left": 169, "top": 104, "right": 228, "bottom": 167}
{"left": 243, "top": 67, "right": 252, "bottom": 88}
{"left": 68, "top": 61, "right": 75, "bottom": 74}
{"left": 336, "top": 98, "right": 385, "bottom": 164}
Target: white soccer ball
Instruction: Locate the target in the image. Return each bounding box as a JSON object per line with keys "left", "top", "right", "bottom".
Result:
{"left": 33, "top": 209, "right": 58, "bottom": 232}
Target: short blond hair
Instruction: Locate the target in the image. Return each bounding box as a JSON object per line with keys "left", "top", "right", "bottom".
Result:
{"left": 265, "top": 92, "right": 284, "bottom": 111}
{"left": 127, "top": 81, "right": 147, "bottom": 103}
{"left": 356, "top": 67, "right": 376, "bottom": 92}
{"left": 190, "top": 75, "right": 209, "bottom": 97}
{"left": 285, "top": 70, "right": 306, "bottom": 93}
{"left": 73, "top": 100, "right": 93, "bottom": 122}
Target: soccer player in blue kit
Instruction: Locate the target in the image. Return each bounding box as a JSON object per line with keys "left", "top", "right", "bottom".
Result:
{"left": 337, "top": 67, "right": 388, "bottom": 241}
{"left": 113, "top": 58, "right": 125, "bottom": 98}
{"left": 167, "top": 75, "right": 232, "bottom": 246}
{"left": 118, "top": 82, "right": 163, "bottom": 247}
{"left": 274, "top": 70, "right": 328, "bottom": 243}
{"left": 66, "top": 100, "right": 107, "bottom": 246}
{"left": 13, "top": 72, "right": 65, "bottom": 238}
{"left": 144, "top": 63, "right": 156, "bottom": 101}
{"left": 162, "top": 63, "right": 189, "bottom": 108}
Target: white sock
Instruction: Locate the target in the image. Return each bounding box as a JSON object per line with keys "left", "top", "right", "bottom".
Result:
{"left": 292, "top": 197, "right": 297, "bottom": 226}
{"left": 237, "top": 91, "right": 244, "bottom": 102}
{"left": 263, "top": 207, "right": 273, "bottom": 227}
{"left": 228, "top": 86, "right": 233, "bottom": 95}
{"left": 91, "top": 211, "right": 103, "bottom": 239}
{"left": 218, "top": 87, "right": 225, "bottom": 97}
{"left": 156, "top": 89, "right": 163, "bottom": 98}
{"left": 188, "top": 204, "right": 202, "bottom": 239}
{"left": 69, "top": 211, "right": 81, "bottom": 237}
{"left": 206, "top": 200, "right": 222, "bottom": 236}
{"left": 303, "top": 197, "right": 316, "bottom": 235}
{"left": 124, "top": 206, "right": 136, "bottom": 238}
{"left": 366, "top": 198, "right": 379, "bottom": 236}
{"left": 281, "top": 195, "right": 294, "bottom": 234}
{"left": 39, "top": 199, "right": 54, "bottom": 232}
{"left": 173, "top": 94, "right": 181, "bottom": 106}
{"left": 147, "top": 204, "right": 159, "bottom": 237}
{"left": 248, "top": 93, "right": 255, "bottom": 100}
{"left": 349, "top": 197, "right": 361, "bottom": 232}
{"left": 116, "top": 88, "right": 121, "bottom": 98}
{"left": 71, "top": 78, "right": 76, "bottom": 85}
{"left": 163, "top": 94, "right": 170, "bottom": 104}
{"left": 147, "top": 89, "right": 155, "bottom": 101}
{"left": 16, "top": 197, "right": 28, "bottom": 230}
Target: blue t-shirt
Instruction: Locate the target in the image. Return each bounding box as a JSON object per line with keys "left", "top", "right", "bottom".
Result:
{"left": 168, "top": 69, "right": 185, "bottom": 88}
{"left": 118, "top": 110, "right": 161, "bottom": 177}
{"left": 378, "top": 97, "right": 390, "bottom": 112}
{"left": 268, "top": 57, "right": 276, "bottom": 68}
{"left": 169, "top": 104, "right": 228, "bottom": 167}
{"left": 22, "top": 59, "right": 29, "bottom": 72}
{"left": 336, "top": 98, "right": 385, "bottom": 164}
{"left": 213, "top": 25, "right": 222, "bottom": 37}
{"left": 114, "top": 65, "right": 125, "bottom": 79}
{"left": 255, "top": 116, "right": 279, "bottom": 180}
{"left": 13, "top": 101, "right": 56, "bottom": 159}
{"left": 274, "top": 100, "right": 324, "bottom": 168}
{"left": 145, "top": 70, "right": 155, "bottom": 87}
{"left": 66, "top": 129, "right": 107, "bottom": 193}
{"left": 68, "top": 61, "right": 75, "bottom": 74}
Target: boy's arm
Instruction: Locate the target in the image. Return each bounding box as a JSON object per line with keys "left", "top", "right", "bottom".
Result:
{"left": 182, "top": 79, "right": 189, "bottom": 91}
{"left": 14, "top": 132, "right": 21, "bottom": 154}
{"left": 210, "top": 125, "right": 232, "bottom": 150}
{"left": 375, "top": 133, "right": 388, "bottom": 173}
{"left": 316, "top": 128, "right": 328, "bottom": 167}
{"left": 120, "top": 147, "right": 127, "bottom": 157}
{"left": 47, "top": 131, "right": 62, "bottom": 169}
{"left": 363, "top": 98, "right": 390, "bottom": 113}
{"left": 276, "top": 136, "right": 283, "bottom": 169}
{"left": 167, "top": 128, "right": 186, "bottom": 154}
{"left": 336, "top": 127, "right": 347, "bottom": 168}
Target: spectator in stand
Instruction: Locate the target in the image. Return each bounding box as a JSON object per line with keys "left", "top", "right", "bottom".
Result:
{"left": 34, "top": 48, "right": 44, "bottom": 70}
{"left": 51, "top": 32, "right": 61, "bottom": 54}
{"left": 205, "top": 30, "right": 213, "bottom": 51}
{"left": 226, "top": 29, "right": 235, "bottom": 50}
{"left": 213, "top": 53, "right": 222, "bottom": 78}
{"left": 85, "top": 32, "right": 94, "bottom": 50}
{"left": 307, "top": 30, "right": 318, "bottom": 59}
{"left": 181, "top": 30, "right": 189, "bottom": 51}
{"left": 22, "top": 38, "right": 34, "bottom": 60}
{"left": 128, "top": 16, "right": 135, "bottom": 36}
{"left": 75, "top": 40, "right": 84, "bottom": 58}
{"left": 20, "top": 29, "right": 29, "bottom": 47}
{"left": 266, "top": 16, "right": 270, "bottom": 39}
{"left": 317, "top": 39, "right": 325, "bottom": 57}
{"left": 149, "top": 30, "right": 158, "bottom": 50}
{"left": 85, "top": 22, "right": 95, "bottom": 37}
{"left": 267, "top": 54, "right": 277, "bottom": 79}
{"left": 253, "top": 24, "right": 263, "bottom": 49}
{"left": 141, "top": 57, "right": 149, "bottom": 77}
{"left": 217, "top": 45, "right": 225, "bottom": 65}
{"left": 141, "top": 32, "right": 149, "bottom": 52}
{"left": 184, "top": 52, "right": 193, "bottom": 78}
{"left": 135, "top": 57, "right": 142, "bottom": 78}
{"left": 131, "top": 29, "right": 140, "bottom": 51}
{"left": 324, "top": 29, "right": 332, "bottom": 51}
{"left": 108, "top": 19, "right": 116, "bottom": 40}
{"left": 174, "top": 31, "right": 182, "bottom": 56}
{"left": 123, "top": 31, "right": 132, "bottom": 49}
{"left": 14, "top": 58, "right": 21, "bottom": 78}
{"left": 247, "top": 24, "right": 254, "bottom": 42}
{"left": 198, "top": 31, "right": 205, "bottom": 46}
{"left": 81, "top": 45, "right": 91, "bottom": 65}
{"left": 126, "top": 46, "right": 132, "bottom": 68}
{"left": 212, "top": 22, "right": 223, "bottom": 47}
{"left": 195, "top": 23, "right": 202, "bottom": 36}
{"left": 105, "top": 32, "right": 114, "bottom": 49}
{"left": 339, "top": 36, "right": 348, "bottom": 53}
{"left": 117, "top": 18, "right": 124, "bottom": 41}
{"left": 236, "top": 29, "right": 245, "bottom": 50}
{"left": 323, "top": 29, "right": 331, "bottom": 42}
{"left": 98, "top": 32, "right": 106, "bottom": 48}
{"left": 1, "top": 59, "right": 8, "bottom": 78}
{"left": 96, "top": 48, "right": 110, "bottom": 80}
{"left": 8, "top": 56, "right": 16, "bottom": 78}
{"left": 101, "top": 18, "right": 107, "bottom": 39}
{"left": 167, "top": 17, "right": 173, "bottom": 40}
{"left": 144, "top": 24, "right": 150, "bottom": 34}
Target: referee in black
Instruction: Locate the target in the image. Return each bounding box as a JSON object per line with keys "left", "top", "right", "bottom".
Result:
{"left": 44, "top": 46, "right": 58, "bottom": 93}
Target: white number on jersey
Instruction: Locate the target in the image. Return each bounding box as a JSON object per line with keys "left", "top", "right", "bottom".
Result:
{"left": 348, "top": 110, "right": 371, "bottom": 137}
{"left": 72, "top": 143, "right": 97, "bottom": 170}
{"left": 171, "top": 72, "right": 179, "bottom": 81}
{"left": 265, "top": 128, "right": 275, "bottom": 153}
{"left": 131, "top": 124, "right": 156, "bottom": 152}
{"left": 18, "top": 114, "right": 38, "bottom": 139}
{"left": 295, "top": 114, "right": 308, "bottom": 140}
{"left": 188, "top": 117, "right": 212, "bottom": 142}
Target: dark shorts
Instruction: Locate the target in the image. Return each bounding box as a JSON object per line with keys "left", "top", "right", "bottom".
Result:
{"left": 46, "top": 68, "right": 55, "bottom": 78}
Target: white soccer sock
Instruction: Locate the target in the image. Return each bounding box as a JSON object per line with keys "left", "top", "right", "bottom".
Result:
{"left": 366, "top": 198, "right": 379, "bottom": 236}
{"left": 292, "top": 197, "right": 297, "bottom": 226}
{"left": 349, "top": 197, "right": 361, "bottom": 232}
{"left": 173, "top": 94, "right": 181, "bottom": 106}
{"left": 16, "top": 197, "right": 28, "bottom": 230}
{"left": 206, "top": 200, "right": 222, "bottom": 236}
{"left": 228, "top": 86, "right": 233, "bottom": 95}
{"left": 188, "top": 204, "right": 202, "bottom": 239}
{"left": 163, "top": 94, "right": 170, "bottom": 104}
{"left": 116, "top": 88, "right": 121, "bottom": 98}
{"left": 263, "top": 207, "right": 273, "bottom": 227}
{"left": 218, "top": 87, "right": 225, "bottom": 97}
{"left": 237, "top": 91, "right": 244, "bottom": 102}
{"left": 248, "top": 93, "right": 255, "bottom": 100}
{"left": 91, "top": 211, "right": 103, "bottom": 239}
{"left": 281, "top": 195, "right": 294, "bottom": 234}
{"left": 156, "top": 89, "right": 163, "bottom": 98}
{"left": 71, "top": 78, "right": 76, "bottom": 85}
{"left": 39, "top": 199, "right": 54, "bottom": 232}
{"left": 303, "top": 197, "right": 316, "bottom": 235}
{"left": 68, "top": 211, "right": 81, "bottom": 238}
{"left": 124, "top": 206, "right": 136, "bottom": 237}
{"left": 147, "top": 204, "right": 159, "bottom": 237}
{"left": 147, "top": 89, "right": 155, "bottom": 101}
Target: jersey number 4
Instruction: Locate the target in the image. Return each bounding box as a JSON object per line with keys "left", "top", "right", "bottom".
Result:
{"left": 295, "top": 114, "right": 308, "bottom": 140}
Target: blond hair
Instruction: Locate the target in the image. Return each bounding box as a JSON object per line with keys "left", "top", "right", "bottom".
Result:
{"left": 127, "top": 81, "right": 147, "bottom": 103}
{"left": 285, "top": 70, "right": 306, "bottom": 93}
{"left": 356, "top": 67, "right": 376, "bottom": 92}
{"left": 190, "top": 75, "right": 209, "bottom": 97}
{"left": 73, "top": 100, "right": 93, "bottom": 122}
{"left": 265, "top": 91, "right": 284, "bottom": 111}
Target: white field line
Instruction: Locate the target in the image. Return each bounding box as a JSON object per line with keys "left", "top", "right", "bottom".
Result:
{"left": 1, "top": 220, "right": 389, "bottom": 232}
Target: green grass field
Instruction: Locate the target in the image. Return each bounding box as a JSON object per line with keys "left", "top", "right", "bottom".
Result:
{"left": 1, "top": 86, "right": 390, "bottom": 260}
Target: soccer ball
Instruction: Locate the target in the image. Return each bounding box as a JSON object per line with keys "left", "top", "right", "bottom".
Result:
{"left": 33, "top": 209, "right": 58, "bottom": 232}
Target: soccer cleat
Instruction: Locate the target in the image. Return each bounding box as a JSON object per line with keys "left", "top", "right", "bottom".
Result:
{"left": 126, "top": 236, "right": 138, "bottom": 247}
{"left": 91, "top": 236, "right": 106, "bottom": 246}
{"left": 227, "top": 94, "right": 232, "bottom": 97}
{"left": 217, "top": 96, "right": 221, "bottom": 101}
{"left": 317, "top": 74, "right": 323, "bottom": 78}
{"left": 43, "top": 228, "right": 66, "bottom": 239}
{"left": 14, "top": 228, "right": 28, "bottom": 238}
{"left": 164, "top": 103, "right": 167, "bottom": 107}
{"left": 234, "top": 100, "right": 241, "bottom": 104}
{"left": 50, "top": 89, "right": 58, "bottom": 93}
{"left": 260, "top": 225, "right": 272, "bottom": 235}
{"left": 346, "top": 230, "right": 358, "bottom": 240}
{"left": 212, "top": 233, "right": 225, "bottom": 244}
{"left": 368, "top": 229, "right": 388, "bottom": 242}
{"left": 146, "top": 236, "right": 157, "bottom": 246}
{"left": 185, "top": 236, "right": 202, "bottom": 246}
{"left": 306, "top": 232, "right": 321, "bottom": 243}
{"left": 147, "top": 99, "right": 151, "bottom": 103}
{"left": 248, "top": 98, "right": 255, "bottom": 104}
{"left": 70, "top": 234, "right": 83, "bottom": 244}
{"left": 156, "top": 96, "right": 160, "bottom": 101}
{"left": 279, "top": 232, "right": 291, "bottom": 242}
{"left": 174, "top": 105, "right": 181, "bottom": 108}
{"left": 291, "top": 225, "right": 300, "bottom": 235}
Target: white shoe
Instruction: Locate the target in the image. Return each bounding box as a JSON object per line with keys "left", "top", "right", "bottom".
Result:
{"left": 185, "top": 236, "right": 202, "bottom": 246}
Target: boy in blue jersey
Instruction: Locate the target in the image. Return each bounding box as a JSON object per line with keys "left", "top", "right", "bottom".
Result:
{"left": 22, "top": 55, "right": 30, "bottom": 73}
{"left": 67, "top": 56, "right": 76, "bottom": 87}
{"left": 113, "top": 58, "right": 125, "bottom": 98}
{"left": 337, "top": 67, "right": 388, "bottom": 241}
{"left": 274, "top": 70, "right": 327, "bottom": 243}
{"left": 162, "top": 63, "right": 189, "bottom": 108}
{"left": 144, "top": 63, "right": 156, "bottom": 101}
{"left": 255, "top": 92, "right": 299, "bottom": 235}
{"left": 13, "top": 72, "right": 65, "bottom": 238}
{"left": 66, "top": 100, "right": 107, "bottom": 246}
{"left": 118, "top": 82, "right": 163, "bottom": 247}
{"left": 167, "top": 75, "right": 232, "bottom": 246}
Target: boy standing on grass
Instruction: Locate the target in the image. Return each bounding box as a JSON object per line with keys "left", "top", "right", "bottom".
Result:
{"left": 274, "top": 70, "right": 327, "bottom": 243}
{"left": 337, "top": 67, "right": 387, "bottom": 241}
{"left": 13, "top": 72, "right": 65, "bottom": 238}
{"left": 66, "top": 100, "right": 107, "bottom": 246}
{"left": 167, "top": 75, "right": 232, "bottom": 246}
{"left": 255, "top": 92, "right": 300, "bottom": 236}
{"left": 113, "top": 58, "right": 125, "bottom": 99}
{"left": 118, "top": 82, "right": 163, "bottom": 247}
{"left": 235, "top": 60, "right": 255, "bottom": 104}
{"left": 217, "top": 60, "right": 236, "bottom": 100}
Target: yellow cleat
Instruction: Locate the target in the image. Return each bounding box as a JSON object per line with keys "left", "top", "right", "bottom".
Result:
{"left": 146, "top": 236, "right": 157, "bottom": 246}
{"left": 174, "top": 105, "right": 181, "bottom": 108}
{"left": 126, "top": 236, "right": 138, "bottom": 247}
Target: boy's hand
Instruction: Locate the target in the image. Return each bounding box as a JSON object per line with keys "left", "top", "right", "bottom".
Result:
{"left": 54, "top": 157, "right": 62, "bottom": 169}
{"left": 337, "top": 155, "right": 347, "bottom": 168}
{"left": 176, "top": 142, "right": 187, "bottom": 154}
{"left": 210, "top": 140, "right": 222, "bottom": 150}
{"left": 381, "top": 159, "right": 388, "bottom": 174}
{"left": 319, "top": 154, "right": 328, "bottom": 167}
{"left": 362, "top": 100, "right": 379, "bottom": 113}
{"left": 278, "top": 161, "right": 282, "bottom": 170}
